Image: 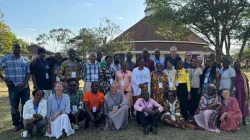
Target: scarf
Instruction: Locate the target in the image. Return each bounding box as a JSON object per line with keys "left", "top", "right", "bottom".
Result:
{"left": 240, "top": 71, "right": 249, "bottom": 102}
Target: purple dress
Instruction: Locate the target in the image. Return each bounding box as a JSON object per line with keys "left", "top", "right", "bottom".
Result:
{"left": 235, "top": 71, "right": 249, "bottom": 117}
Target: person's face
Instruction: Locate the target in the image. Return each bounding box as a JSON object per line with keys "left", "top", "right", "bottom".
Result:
{"left": 143, "top": 51, "right": 149, "bottom": 58}
{"left": 186, "top": 53, "right": 192, "bottom": 60}
{"left": 34, "top": 91, "right": 44, "bottom": 103}
{"left": 222, "top": 59, "right": 230, "bottom": 67}
{"left": 114, "top": 55, "right": 120, "bottom": 63}
{"left": 68, "top": 49, "right": 76, "bottom": 59}
{"left": 91, "top": 83, "right": 100, "bottom": 94}
{"left": 167, "top": 61, "right": 172, "bottom": 69}
{"left": 206, "top": 58, "right": 213, "bottom": 67}
{"left": 156, "top": 63, "right": 163, "bottom": 72}
{"left": 55, "top": 83, "right": 64, "bottom": 94}
{"left": 55, "top": 53, "right": 62, "bottom": 62}
{"left": 126, "top": 53, "right": 132, "bottom": 60}
{"left": 110, "top": 85, "right": 118, "bottom": 94}
{"left": 39, "top": 52, "right": 46, "bottom": 59}
{"left": 155, "top": 50, "right": 160, "bottom": 58}
{"left": 198, "top": 59, "right": 203, "bottom": 65}
{"left": 68, "top": 81, "right": 77, "bottom": 92}
{"left": 142, "top": 93, "right": 149, "bottom": 101}
{"left": 191, "top": 59, "right": 198, "bottom": 67}
{"left": 222, "top": 90, "right": 230, "bottom": 99}
{"left": 89, "top": 54, "right": 97, "bottom": 62}
{"left": 97, "top": 53, "right": 102, "bottom": 61}
{"left": 106, "top": 57, "right": 113, "bottom": 65}
{"left": 121, "top": 63, "right": 128, "bottom": 71}
{"left": 168, "top": 92, "right": 175, "bottom": 101}
{"left": 13, "top": 45, "right": 21, "bottom": 56}
{"left": 209, "top": 53, "right": 216, "bottom": 61}
{"left": 170, "top": 48, "right": 177, "bottom": 56}
{"left": 177, "top": 61, "right": 184, "bottom": 69}
{"left": 138, "top": 59, "right": 144, "bottom": 67}
{"left": 234, "top": 62, "right": 241, "bottom": 70}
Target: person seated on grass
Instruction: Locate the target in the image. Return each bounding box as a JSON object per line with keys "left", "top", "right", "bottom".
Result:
{"left": 104, "top": 82, "right": 129, "bottom": 130}
{"left": 46, "top": 82, "right": 75, "bottom": 139}
{"left": 161, "top": 90, "right": 185, "bottom": 129}
{"left": 220, "top": 89, "right": 242, "bottom": 132}
{"left": 83, "top": 81, "right": 106, "bottom": 129}
{"left": 134, "top": 91, "right": 164, "bottom": 135}
{"left": 194, "top": 84, "right": 221, "bottom": 133}
{"left": 64, "top": 78, "right": 85, "bottom": 130}
{"left": 23, "top": 89, "right": 47, "bottom": 138}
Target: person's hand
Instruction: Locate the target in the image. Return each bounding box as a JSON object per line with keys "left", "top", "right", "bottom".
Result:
{"left": 104, "top": 121, "right": 109, "bottom": 131}
{"left": 96, "top": 111, "right": 103, "bottom": 120}
{"left": 47, "top": 126, "right": 51, "bottom": 134}
{"left": 138, "top": 84, "right": 144, "bottom": 88}
{"left": 198, "top": 88, "right": 201, "bottom": 95}
{"left": 112, "top": 106, "right": 119, "bottom": 114}
{"left": 33, "top": 114, "right": 43, "bottom": 120}
{"left": 34, "top": 85, "right": 39, "bottom": 90}
{"left": 3, "top": 78, "right": 12, "bottom": 85}
{"left": 188, "top": 92, "right": 191, "bottom": 100}
{"left": 51, "top": 111, "right": 60, "bottom": 121}
{"left": 17, "top": 82, "right": 25, "bottom": 91}
{"left": 142, "top": 108, "right": 150, "bottom": 113}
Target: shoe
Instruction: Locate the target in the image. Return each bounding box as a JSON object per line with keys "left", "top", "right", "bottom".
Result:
{"left": 243, "top": 121, "right": 248, "bottom": 126}
{"left": 13, "top": 125, "right": 20, "bottom": 132}
{"left": 144, "top": 126, "right": 149, "bottom": 135}
{"left": 151, "top": 126, "right": 158, "bottom": 134}
{"left": 73, "top": 124, "right": 79, "bottom": 130}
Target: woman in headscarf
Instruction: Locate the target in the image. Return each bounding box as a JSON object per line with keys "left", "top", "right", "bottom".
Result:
{"left": 104, "top": 82, "right": 129, "bottom": 130}
{"left": 151, "top": 62, "right": 168, "bottom": 106}
{"left": 46, "top": 82, "right": 75, "bottom": 139}
{"left": 23, "top": 89, "right": 47, "bottom": 138}
{"left": 234, "top": 61, "right": 249, "bottom": 125}
{"left": 161, "top": 91, "right": 185, "bottom": 129}
{"left": 194, "top": 84, "right": 221, "bottom": 133}
{"left": 220, "top": 89, "right": 242, "bottom": 131}
{"left": 163, "top": 60, "right": 176, "bottom": 91}
{"left": 99, "top": 56, "right": 115, "bottom": 95}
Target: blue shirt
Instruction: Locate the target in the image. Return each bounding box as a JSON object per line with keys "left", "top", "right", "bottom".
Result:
{"left": 0, "top": 54, "right": 30, "bottom": 87}
{"left": 152, "top": 57, "right": 165, "bottom": 71}
{"left": 184, "top": 59, "right": 191, "bottom": 69}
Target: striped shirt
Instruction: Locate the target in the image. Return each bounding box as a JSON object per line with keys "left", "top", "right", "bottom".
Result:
{"left": 0, "top": 54, "right": 30, "bottom": 87}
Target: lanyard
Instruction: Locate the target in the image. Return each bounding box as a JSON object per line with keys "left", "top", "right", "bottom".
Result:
{"left": 33, "top": 102, "right": 39, "bottom": 114}
{"left": 38, "top": 59, "right": 47, "bottom": 71}
{"left": 205, "top": 97, "right": 210, "bottom": 105}
{"left": 205, "top": 71, "right": 210, "bottom": 78}
{"left": 190, "top": 68, "right": 196, "bottom": 80}
{"left": 143, "top": 100, "right": 150, "bottom": 109}
{"left": 92, "top": 93, "right": 98, "bottom": 105}
{"left": 220, "top": 69, "right": 227, "bottom": 75}
{"left": 56, "top": 97, "right": 63, "bottom": 111}
{"left": 225, "top": 98, "right": 231, "bottom": 111}
{"left": 121, "top": 71, "right": 126, "bottom": 80}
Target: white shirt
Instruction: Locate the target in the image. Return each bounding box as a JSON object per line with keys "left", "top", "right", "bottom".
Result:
{"left": 23, "top": 98, "right": 47, "bottom": 120}
{"left": 219, "top": 67, "right": 236, "bottom": 90}
{"left": 132, "top": 67, "right": 151, "bottom": 96}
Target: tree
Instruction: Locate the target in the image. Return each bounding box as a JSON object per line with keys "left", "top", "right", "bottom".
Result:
{"left": 146, "top": 0, "right": 250, "bottom": 63}
{"left": 36, "top": 28, "right": 74, "bottom": 52}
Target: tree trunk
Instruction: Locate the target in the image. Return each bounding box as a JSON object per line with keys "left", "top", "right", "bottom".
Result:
{"left": 216, "top": 46, "right": 223, "bottom": 64}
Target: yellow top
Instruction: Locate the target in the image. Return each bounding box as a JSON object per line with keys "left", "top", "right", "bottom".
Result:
{"left": 175, "top": 68, "right": 191, "bottom": 92}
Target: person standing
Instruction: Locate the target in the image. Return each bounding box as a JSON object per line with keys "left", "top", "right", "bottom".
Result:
{"left": 52, "top": 52, "right": 62, "bottom": 84}
{"left": 111, "top": 54, "right": 121, "bottom": 73}
{"left": 59, "top": 48, "right": 82, "bottom": 88}
{"left": 209, "top": 53, "right": 221, "bottom": 69}
{"left": 196, "top": 56, "right": 204, "bottom": 69}
{"left": 96, "top": 52, "right": 103, "bottom": 63}
{"left": 125, "top": 52, "right": 136, "bottom": 72}
{"left": 82, "top": 52, "right": 100, "bottom": 93}
{"left": 31, "top": 48, "right": 53, "bottom": 99}
{"left": 165, "top": 46, "right": 181, "bottom": 69}
{"left": 163, "top": 60, "right": 177, "bottom": 91}
{"left": 234, "top": 61, "right": 249, "bottom": 125}
{"left": 142, "top": 49, "right": 155, "bottom": 72}
{"left": 184, "top": 51, "right": 192, "bottom": 69}
{"left": 0, "top": 43, "right": 31, "bottom": 132}
{"left": 152, "top": 49, "right": 165, "bottom": 71}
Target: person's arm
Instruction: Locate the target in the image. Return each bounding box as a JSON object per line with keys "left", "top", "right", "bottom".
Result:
{"left": 134, "top": 99, "right": 143, "bottom": 112}
{"left": 131, "top": 69, "right": 139, "bottom": 88}
{"left": 77, "top": 63, "right": 82, "bottom": 81}
{"left": 18, "top": 61, "right": 31, "bottom": 90}
{"left": 84, "top": 101, "right": 95, "bottom": 121}
{"left": 230, "top": 68, "right": 236, "bottom": 93}
{"left": 63, "top": 95, "right": 71, "bottom": 114}
{"left": 119, "top": 92, "right": 128, "bottom": 107}
{"left": 40, "top": 100, "right": 47, "bottom": 119}
{"left": 59, "top": 62, "right": 66, "bottom": 80}
{"left": 152, "top": 99, "right": 164, "bottom": 113}
{"left": 146, "top": 68, "right": 151, "bottom": 94}
{"left": 23, "top": 101, "right": 33, "bottom": 120}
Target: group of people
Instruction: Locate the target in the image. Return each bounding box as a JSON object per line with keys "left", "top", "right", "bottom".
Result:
{"left": 0, "top": 44, "right": 249, "bottom": 138}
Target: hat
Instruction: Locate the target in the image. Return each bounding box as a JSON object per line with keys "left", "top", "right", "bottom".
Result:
{"left": 100, "top": 61, "right": 107, "bottom": 69}
{"left": 38, "top": 47, "right": 46, "bottom": 55}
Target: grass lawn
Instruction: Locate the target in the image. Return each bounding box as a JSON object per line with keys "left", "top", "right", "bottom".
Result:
{"left": 0, "top": 74, "right": 249, "bottom": 140}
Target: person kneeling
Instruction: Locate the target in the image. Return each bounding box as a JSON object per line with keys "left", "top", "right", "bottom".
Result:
{"left": 161, "top": 91, "right": 185, "bottom": 129}
{"left": 83, "top": 81, "right": 106, "bottom": 129}
{"left": 104, "top": 82, "right": 129, "bottom": 130}
{"left": 134, "top": 91, "right": 163, "bottom": 134}
{"left": 23, "top": 89, "right": 47, "bottom": 138}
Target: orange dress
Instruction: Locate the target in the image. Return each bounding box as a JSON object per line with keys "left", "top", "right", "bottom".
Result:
{"left": 116, "top": 70, "right": 133, "bottom": 107}
{"left": 220, "top": 98, "right": 242, "bottom": 131}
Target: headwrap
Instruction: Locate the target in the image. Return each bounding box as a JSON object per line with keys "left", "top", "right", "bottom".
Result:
{"left": 206, "top": 84, "right": 217, "bottom": 96}
{"left": 100, "top": 61, "right": 107, "bottom": 69}
{"left": 38, "top": 47, "right": 46, "bottom": 55}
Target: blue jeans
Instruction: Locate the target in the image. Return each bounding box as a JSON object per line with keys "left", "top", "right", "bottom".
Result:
{"left": 8, "top": 86, "right": 30, "bottom": 126}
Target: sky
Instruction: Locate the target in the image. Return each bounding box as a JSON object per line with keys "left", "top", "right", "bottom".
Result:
{"left": 0, "top": 0, "right": 146, "bottom": 51}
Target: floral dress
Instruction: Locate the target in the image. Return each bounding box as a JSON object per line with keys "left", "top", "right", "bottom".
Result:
{"left": 99, "top": 67, "right": 115, "bottom": 95}
{"left": 161, "top": 99, "right": 184, "bottom": 122}
{"left": 151, "top": 72, "right": 168, "bottom": 105}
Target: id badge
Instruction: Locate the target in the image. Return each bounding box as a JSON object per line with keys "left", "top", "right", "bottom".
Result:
{"left": 56, "top": 76, "right": 60, "bottom": 82}
{"left": 109, "top": 79, "right": 114, "bottom": 84}
{"left": 204, "top": 78, "right": 208, "bottom": 84}
{"left": 71, "top": 72, "right": 76, "bottom": 78}
{"left": 169, "top": 82, "right": 174, "bottom": 88}
{"left": 121, "top": 81, "right": 125, "bottom": 86}
{"left": 144, "top": 112, "right": 149, "bottom": 116}
{"left": 92, "top": 107, "right": 97, "bottom": 113}
{"left": 172, "top": 66, "right": 175, "bottom": 70}
{"left": 72, "top": 105, "right": 78, "bottom": 112}
{"left": 45, "top": 73, "right": 49, "bottom": 79}
{"left": 176, "top": 81, "right": 179, "bottom": 86}
{"left": 158, "top": 82, "right": 163, "bottom": 88}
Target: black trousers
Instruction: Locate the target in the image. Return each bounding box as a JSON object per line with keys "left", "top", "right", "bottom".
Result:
{"left": 136, "top": 111, "right": 158, "bottom": 127}
{"left": 188, "top": 88, "right": 201, "bottom": 116}
{"left": 68, "top": 110, "right": 86, "bottom": 124}
{"left": 177, "top": 83, "right": 189, "bottom": 120}
{"left": 85, "top": 110, "right": 106, "bottom": 127}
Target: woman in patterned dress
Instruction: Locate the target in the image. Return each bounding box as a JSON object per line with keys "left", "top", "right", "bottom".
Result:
{"left": 161, "top": 91, "right": 185, "bottom": 129}
{"left": 151, "top": 62, "right": 168, "bottom": 105}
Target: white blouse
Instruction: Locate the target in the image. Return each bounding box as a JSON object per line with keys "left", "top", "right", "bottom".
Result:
{"left": 23, "top": 98, "right": 47, "bottom": 120}
{"left": 132, "top": 67, "right": 151, "bottom": 96}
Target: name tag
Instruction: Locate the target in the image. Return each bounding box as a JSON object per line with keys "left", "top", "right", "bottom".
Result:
{"left": 144, "top": 112, "right": 149, "bottom": 116}
{"left": 110, "top": 79, "right": 114, "bottom": 84}
{"left": 71, "top": 72, "right": 76, "bottom": 78}
{"left": 121, "top": 81, "right": 125, "bottom": 86}
{"left": 72, "top": 105, "right": 78, "bottom": 112}
{"left": 158, "top": 82, "right": 163, "bottom": 88}
{"left": 169, "top": 82, "right": 174, "bottom": 88}
{"left": 92, "top": 107, "right": 96, "bottom": 113}
{"left": 56, "top": 76, "right": 60, "bottom": 82}
{"left": 172, "top": 66, "right": 175, "bottom": 70}
{"left": 45, "top": 73, "right": 49, "bottom": 79}
{"left": 204, "top": 78, "right": 208, "bottom": 84}
{"left": 176, "top": 81, "right": 179, "bottom": 86}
